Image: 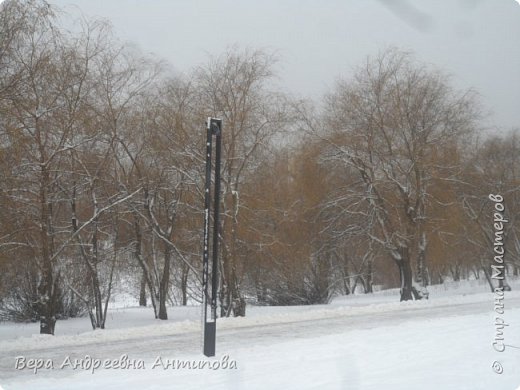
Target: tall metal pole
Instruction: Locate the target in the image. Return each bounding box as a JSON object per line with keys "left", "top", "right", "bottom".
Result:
{"left": 202, "top": 118, "right": 213, "bottom": 326}
{"left": 211, "top": 120, "right": 222, "bottom": 325}
{"left": 202, "top": 117, "right": 222, "bottom": 357}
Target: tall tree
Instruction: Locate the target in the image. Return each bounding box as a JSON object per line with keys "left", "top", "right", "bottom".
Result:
{"left": 0, "top": 0, "right": 90, "bottom": 333}
{"left": 194, "top": 48, "right": 289, "bottom": 316}
{"left": 458, "top": 130, "right": 520, "bottom": 291}
{"left": 319, "top": 49, "right": 479, "bottom": 301}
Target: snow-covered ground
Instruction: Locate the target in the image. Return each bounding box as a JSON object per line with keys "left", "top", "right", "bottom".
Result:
{"left": 1, "top": 279, "right": 520, "bottom": 389}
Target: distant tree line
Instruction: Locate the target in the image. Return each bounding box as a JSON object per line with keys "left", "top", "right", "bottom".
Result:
{"left": 0, "top": 0, "right": 518, "bottom": 334}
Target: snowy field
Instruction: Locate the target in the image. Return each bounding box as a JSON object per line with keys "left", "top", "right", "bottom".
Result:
{"left": 1, "top": 279, "right": 520, "bottom": 390}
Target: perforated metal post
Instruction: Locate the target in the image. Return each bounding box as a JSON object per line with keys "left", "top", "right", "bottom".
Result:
{"left": 202, "top": 118, "right": 222, "bottom": 357}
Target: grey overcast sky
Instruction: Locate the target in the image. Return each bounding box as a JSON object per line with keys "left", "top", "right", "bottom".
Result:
{"left": 50, "top": 0, "right": 520, "bottom": 133}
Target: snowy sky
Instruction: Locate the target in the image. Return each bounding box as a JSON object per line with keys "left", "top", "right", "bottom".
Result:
{"left": 49, "top": 0, "right": 520, "bottom": 133}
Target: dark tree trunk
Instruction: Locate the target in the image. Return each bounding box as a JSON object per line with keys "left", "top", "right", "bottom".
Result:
{"left": 91, "top": 270, "right": 104, "bottom": 329}
{"left": 365, "top": 255, "right": 373, "bottom": 293}
{"left": 158, "top": 245, "right": 171, "bottom": 320}
{"left": 220, "top": 269, "right": 244, "bottom": 317}
{"left": 38, "top": 264, "right": 57, "bottom": 334}
{"left": 38, "top": 275, "right": 57, "bottom": 335}
{"left": 139, "top": 273, "right": 147, "bottom": 307}
{"left": 220, "top": 267, "right": 245, "bottom": 317}
{"left": 220, "top": 250, "right": 233, "bottom": 317}
{"left": 342, "top": 257, "right": 351, "bottom": 295}
{"left": 351, "top": 278, "right": 358, "bottom": 295}
{"left": 397, "top": 260, "right": 413, "bottom": 301}
{"left": 180, "top": 264, "right": 188, "bottom": 306}
{"left": 395, "top": 246, "right": 416, "bottom": 301}
{"left": 38, "top": 266, "right": 58, "bottom": 334}
{"left": 498, "top": 270, "right": 512, "bottom": 291}
{"left": 482, "top": 264, "right": 495, "bottom": 292}
{"left": 233, "top": 297, "right": 246, "bottom": 317}
{"left": 343, "top": 280, "right": 351, "bottom": 295}
{"left": 90, "top": 222, "right": 105, "bottom": 329}
{"left": 133, "top": 216, "right": 158, "bottom": 317}
{"left": 38, "top": 159, "right": 57, "bottom": 335}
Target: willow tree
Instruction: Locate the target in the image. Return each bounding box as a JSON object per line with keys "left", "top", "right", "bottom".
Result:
{"left": 0, "top": 0, "right": 91, "bottom": 333}
{"left": 321, "top": 49, "right": 479, "bottom": 301}
{"left": 194, "top": 48, "right": 289, "bottom": 316}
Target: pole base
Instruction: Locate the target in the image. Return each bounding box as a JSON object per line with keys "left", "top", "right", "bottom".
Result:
{"left": 203, "top": 321, "right": 216, "bottom": 357}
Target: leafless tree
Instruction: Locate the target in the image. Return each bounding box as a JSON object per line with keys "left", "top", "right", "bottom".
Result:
{"left": 318, "top": 49, "right": 480, "bottom": 301}
{"left": 458, "top": 129, "right": 520, "bottom": 291}
{"left": 193, "top": 48, "right": 290, "bottom": 316}
{"left": 0, "top": 0, "right": 102, "bottom": 333}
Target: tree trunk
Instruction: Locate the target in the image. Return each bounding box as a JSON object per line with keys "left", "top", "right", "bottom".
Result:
{"left": 343, "top": 277, "right": 351, "bottom": 295}
{"left": 133, "top": 217, "right": 158, "bottom": 318}
{"left": 90, "top": 221, "right": 105, "bottom": 329}
{"left": 91, "top": 270, "right": 104, "bottom": 328}
{"left": 482, "top": 264, "right": 495, "bottom": 292}
{"left": 38, "top": 259, "right": 57, "bottom": 334}
{"left": 233, "top": 296, "right": 246, "bottom": 317}
{"left": 451, "top": 263, "right": 461, "bottom": 281}
{"left": 101, "top": 243, "right": 118, "bottom": 329}
{"left": 415, "top": 232, "right": 429, "bottom": 287}
{"left": 158, "top": 244, "right": 171, "bottom": 320}
{"left": 219, "top": 273, "right": 228, "bottom": 317}
{"left": 139, "top": 273, "right": 147, "bottom": 307}
{"left": 497, "top": 268, "right": 512, "bottom": 292}
{"left": 38, "top": 158, "right": 57, "bottom": 335}
{"left": 395, "top": 246, "right": 415, "bottom": 301}
{"left": 220, "top": 189, "right": 246, "bottom": 317}
{"left": 220, "top": 247, "right": 233, "bottom": 316}
{"left": 221, "top": 269, "right": 245, "bottom": 317}
{"left": 365, "top": 254, "right": 373, "bottom": 293}
{"left": 357, "top": 276, "right": 367, "bottom": 294}
{"left": 180, "top": 264, "right": 188, "bottom": 306}
{"left": 38, "top": 278, "right": 57, "bottom": 335}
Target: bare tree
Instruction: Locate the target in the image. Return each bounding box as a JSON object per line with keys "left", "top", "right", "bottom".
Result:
{"left": 194, "top": 48, "right": 290, "bottom": 316}
{"left": 318, "top": 49, "right": 479, "bottom": 301}
{"left": 0, "top": 1, "right": 113, "bottom": 333}
{"left": 138, "top": 78, "right": 201, "bottom": 319}
{"left": 457, "top": 129, "right": 520, "bottom": 291}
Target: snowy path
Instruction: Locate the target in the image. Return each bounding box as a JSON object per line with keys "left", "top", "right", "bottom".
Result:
{"left": 1, "top": 292, "right": 520, "bottom": 389}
